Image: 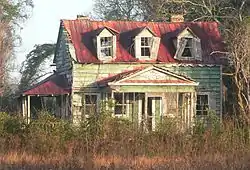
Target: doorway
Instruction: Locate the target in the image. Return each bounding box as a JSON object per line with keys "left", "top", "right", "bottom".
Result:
{"left": 147, "top": 97, "right": 162, "bottom": 131}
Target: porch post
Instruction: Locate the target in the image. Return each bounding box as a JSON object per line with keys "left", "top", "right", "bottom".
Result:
{"left": 190, "top": 92, "right": 195, "bottom": 127}
{"left": 27, "top": 95, "right": 31, "bottom": 124}
{"left": 61, "top": 95, "right": 64, "bottom": 118}
{"left": 111, "top": 91, "right": 114, "bottom": 116}
{"left": 22, "top": 96, "right": 27, "bottom": 119}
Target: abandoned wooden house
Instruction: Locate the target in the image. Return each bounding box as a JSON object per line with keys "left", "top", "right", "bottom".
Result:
{"left": 20, "top": 15, "right": 225, "bottom": 130}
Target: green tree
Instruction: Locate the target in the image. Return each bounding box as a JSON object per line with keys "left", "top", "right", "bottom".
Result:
{"left": 19, "top": 43, "right": 56, "bottom": 91}
{"left": 93, "top": 0, "right": 142, "bottom": 20}
{"left": 0, "top": 0, "right": 33, "bottom": 94}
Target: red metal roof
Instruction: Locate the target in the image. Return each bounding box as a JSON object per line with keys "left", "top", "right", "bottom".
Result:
{"left": 61, "top": 19, "right": 225, "bottom": 64}
{"left": 23, "top": 74, "right": 71, "bottom": 95}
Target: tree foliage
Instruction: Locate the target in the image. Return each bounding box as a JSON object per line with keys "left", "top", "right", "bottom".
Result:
{"left": 93, "top": 0, "right": 250, "bottom": 23}
{"left": 93, "top": 0, "right": 142, "bottom": 20}
{"left": 19, "top": 43, "right": 56, "bottom": 91}
{"left": 0, "top": 0, "right": 33, "bottom": 95}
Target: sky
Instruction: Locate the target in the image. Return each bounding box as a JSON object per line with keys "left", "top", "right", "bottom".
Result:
{"left": 15, "top": 0, "right": 93, "bottom": 77}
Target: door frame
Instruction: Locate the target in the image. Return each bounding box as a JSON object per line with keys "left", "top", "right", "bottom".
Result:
{"left": 145, "top": 93, "right": 164, "bottom": 131}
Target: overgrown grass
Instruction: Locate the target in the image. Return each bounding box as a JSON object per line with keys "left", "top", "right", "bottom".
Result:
{"left": 0, "top": 111, "right": 249, "bottom": 169}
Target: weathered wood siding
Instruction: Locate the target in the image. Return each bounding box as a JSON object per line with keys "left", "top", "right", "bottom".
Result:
{"left": 71, "top": 63, "right": 222, "bottom": 120}
{"left": 54, "top": 29, "right": 73, "bottom": 118}
{"left": 55, "top": 29, "right": 73, "bottom": 82}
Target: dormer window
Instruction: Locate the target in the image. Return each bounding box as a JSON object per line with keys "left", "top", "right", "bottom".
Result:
{"left": 96, "top": 27, "right": 117, "bottom": 61}
{"left": 100, "top": 37, "right": 113, "bottom": 57}
{"left": 135, "top": 27, "right": 160, "bottom": 60}
{"left": 141, "top": 37, "right": 151, "bottom": 56}
{"left": 174, "top": 27, "right": 202, "bottom": 61}
{"left": 182, "top": 38, "right": 192, "bottom": 57}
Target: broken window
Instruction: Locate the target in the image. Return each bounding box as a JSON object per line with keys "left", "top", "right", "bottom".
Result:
{"left": 182, "top": 38, "right": 192, "bottom": 57}
{"left": 100, "top": 37, "right": 113, "bottom": 57}
{"left": 196, "top": 94, "right": 209, "bottom": 115}
{"left": 174, "top": 27, "right": 202, "bottom": 60}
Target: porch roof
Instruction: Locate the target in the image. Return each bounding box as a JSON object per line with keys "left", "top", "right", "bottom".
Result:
{"left": 97, "top": 66, "right": 198, "bottom": 87}
{"left": 22, "top": 74, "right": 71, "bottom": 96}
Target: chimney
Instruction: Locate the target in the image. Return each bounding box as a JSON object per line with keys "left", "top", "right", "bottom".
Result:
{"left": 76, "top": 15, "right": 90, "bottom": 20}
{"left": 170, "top": 14, "right": 184, "bottom": 23}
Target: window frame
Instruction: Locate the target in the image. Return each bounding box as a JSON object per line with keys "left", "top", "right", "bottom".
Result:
{"left": 114, "top": 92, "right": 127, "bottom": 117}
{"left": 82, "top": 93, "right": 100, "bottom": 117}
{"left": 100, "top": 36, "right": 113, "bottom": 57}
{"left": 96, "top": 28, "right": 117, "bottom": 61}
{"left": 140, "top": 37, "right": 152, "bottom": 57}
{"left": 196, "top": 93, "right": 210, "bottom": 116}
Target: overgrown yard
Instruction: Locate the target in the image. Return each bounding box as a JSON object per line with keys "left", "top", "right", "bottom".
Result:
{"left": 0, "top": 112, "right": 250, "bottom": 169}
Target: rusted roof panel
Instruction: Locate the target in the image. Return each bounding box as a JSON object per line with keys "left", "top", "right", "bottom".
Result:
{"left": 23, "top": 74, "right": 71, "bottom": 95}
{"left": 62, "top": 20, "right": 225, "bottom": 64}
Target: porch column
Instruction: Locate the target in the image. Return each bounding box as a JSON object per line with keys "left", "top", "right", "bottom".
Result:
{"left": 22, "top": 96, "right": 27, "bottom": 119}
{"left": 190, "top": 92, "right": 196, "bottom": 127}
{"left": 22, "top": 96, "right": 30, "bottom": 124}
{"left": 27, "top": 95, "right": 31, "bottom": 124}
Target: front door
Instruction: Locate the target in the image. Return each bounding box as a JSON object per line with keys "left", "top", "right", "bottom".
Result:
{"left": 147, "top": 97, "right": 162, "bottom": 131}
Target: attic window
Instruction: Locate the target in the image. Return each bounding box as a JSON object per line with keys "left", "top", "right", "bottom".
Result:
{"left": 100, "top": 37, "right": 113, "bottom": 57}
{"left": 174, "top": 28, "right": 202, "bottom": 61}
{"left": 96, "top": 27, "right": 117, "bottom": 61}
{"left": 182, "top": 38, "right": 192, "bottom": 57}
{"left": 141, "top": 37, "right": 151, "bottom": 56}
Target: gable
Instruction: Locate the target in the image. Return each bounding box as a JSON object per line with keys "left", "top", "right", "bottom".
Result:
{"left": 178, "top": 27, "right": 198, "bottom": 38}
{"left": 128, "top": 69, "right": 180, "bottom": 81}
{"left": 109, "top": 66, "right": 198, "bottom": 86}
{"left": 137, "top": 27, "right": 155, "bottom": 37}
{"left": 98, "top": 28, "right": 115, "bottom": 37}
{"left": 62, "top": 20, "right": 225, "bottom": 64}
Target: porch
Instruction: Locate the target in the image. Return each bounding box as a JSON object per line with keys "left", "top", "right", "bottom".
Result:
{"left": 20, "top": 74, "right": 71, "bottom": 123}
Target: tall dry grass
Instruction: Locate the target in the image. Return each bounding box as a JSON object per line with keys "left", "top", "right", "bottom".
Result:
{"left": 0, "top": 111, "right": 249, "bottom": 169}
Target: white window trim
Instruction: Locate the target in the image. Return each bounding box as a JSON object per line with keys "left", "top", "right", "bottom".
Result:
{"left": 113, "top": 92, "right": 129, "bottom": 117}
{"left": 97, "top": 35, "right": 116, "bottom": 61}
{"left": 135, "top": 35, "right": 161, "bottom": 60}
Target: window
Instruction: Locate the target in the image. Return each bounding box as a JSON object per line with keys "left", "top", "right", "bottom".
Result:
{"left": 114, "top": 93, "right": 126, "bottom": 116}
{"left": 182, "top": 38, "right": 192, "bottom": 57}
{"left": 100, "top": 37, "right": 113, "bottom": 57}
{"left": 135, "top": 34, "right": 160, "bottom": 60}
{"left": 84, "top": 94, "right": 98, "bottom": 115}
{"left": 196, "top": 95, "right": 209, "bottom": 115}
{"left": 141, "top": 37, "right": 151, "bottom": 56}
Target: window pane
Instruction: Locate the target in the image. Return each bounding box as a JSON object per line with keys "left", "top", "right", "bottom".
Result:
{"left": 85, "top": 105, "right": 97, "bottom": 114}
{"left": 101, "top": 47, "right": 112, "bottom": 56}
{"left": 85, "top": 95, "right": 97, "bottom": 104}
{"left": 196, "top": 95, "right": 209, "bottom": 116}
{"left": 115, "top": 105, "right": 123, "bottom": 115}
{"left": 141, "top": 37, "right": 150, "bottom": 46}
{"left": 101, "top": 37, "right": 112, "bottom": 47}
{"left": 141, "top": 47, "right": 150, "bottom": 56}
{"left": 114, "top": 93, "right": 123, "bottom": 104}
{"left": 182, "top": 48, "right": 192, "bottom": 57}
